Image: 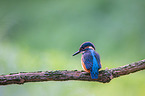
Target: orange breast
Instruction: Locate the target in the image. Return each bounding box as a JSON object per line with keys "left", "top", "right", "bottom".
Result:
{"left": 81, "top": 57, "right": 90, "bottom": 73}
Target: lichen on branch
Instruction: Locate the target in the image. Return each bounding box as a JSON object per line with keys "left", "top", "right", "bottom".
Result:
{"left": 0, "top": 59, "right": 145, "bottom": 85}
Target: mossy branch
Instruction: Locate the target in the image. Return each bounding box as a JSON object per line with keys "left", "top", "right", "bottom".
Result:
{"left": 0, "top": 59, "right": 145, "bottom": 85}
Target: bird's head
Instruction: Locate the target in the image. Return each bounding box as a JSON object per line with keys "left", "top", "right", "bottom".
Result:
{"left": 72, "top": 42, "right": 95, "bottom": 56}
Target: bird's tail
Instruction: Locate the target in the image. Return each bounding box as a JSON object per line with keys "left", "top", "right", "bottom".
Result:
{"left": 90, "top": 68, "right": 99, "bottom": 79}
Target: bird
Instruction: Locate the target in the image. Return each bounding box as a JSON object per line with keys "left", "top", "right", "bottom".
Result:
{"left": 72, "top": 42, "right": 101, "bottom": 79}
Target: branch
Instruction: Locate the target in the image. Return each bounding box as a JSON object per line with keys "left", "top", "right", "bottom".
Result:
{"left": 0, "top": 59, "right": 145, "bottom": 85}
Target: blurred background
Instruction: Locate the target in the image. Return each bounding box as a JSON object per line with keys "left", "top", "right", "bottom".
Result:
{"left": 0, "top": 0, "right": 145, "bottom": 96}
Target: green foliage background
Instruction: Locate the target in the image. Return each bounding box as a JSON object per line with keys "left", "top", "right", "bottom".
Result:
{"left": 0, "top": 0, "right": 145, "bottom": 96}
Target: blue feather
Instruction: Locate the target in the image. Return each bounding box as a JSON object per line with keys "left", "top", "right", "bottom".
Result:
{"left": 82, "top": 49, "right": 101, "bottom": 79}
{"left": 90, "top": 50, "right": 99, "bottom": 79}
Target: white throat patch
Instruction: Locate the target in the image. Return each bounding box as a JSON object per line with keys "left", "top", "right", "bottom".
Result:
{"left": 89, "top": 46, "right": 94, "bottom": 50}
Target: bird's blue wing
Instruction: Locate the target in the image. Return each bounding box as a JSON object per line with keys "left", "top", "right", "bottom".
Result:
{"left": 82, "top": 50, "right": 101, "bottom": 79}
{"left": 93, "top": 51, "right": 101, "bottom": 69}
{"left": 82, "top": 51, "right": 93, "bottom": 70}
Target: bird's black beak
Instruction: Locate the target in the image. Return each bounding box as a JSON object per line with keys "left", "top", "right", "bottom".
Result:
{"left": 72, "top": 51, "right": 81, "bottom": 56}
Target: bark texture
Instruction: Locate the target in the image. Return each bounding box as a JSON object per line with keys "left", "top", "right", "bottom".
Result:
{"left": 0, "top": 59, "right": 145, "bottom": 85}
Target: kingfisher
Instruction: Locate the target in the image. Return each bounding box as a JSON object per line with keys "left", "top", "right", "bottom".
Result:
{"left": 72, "top": 42, "right": 101, "bottom": 79}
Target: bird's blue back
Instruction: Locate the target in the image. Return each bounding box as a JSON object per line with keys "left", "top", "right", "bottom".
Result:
{"left": 82, "top": 49, "right": 101, "bottom": 79}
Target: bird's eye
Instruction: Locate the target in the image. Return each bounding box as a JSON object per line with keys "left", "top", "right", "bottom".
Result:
{"left": 81, "top": 48, "right": 85, "bottom": 51}
{"left": 79, "top": 48, "right": 84, "bottom": 51}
